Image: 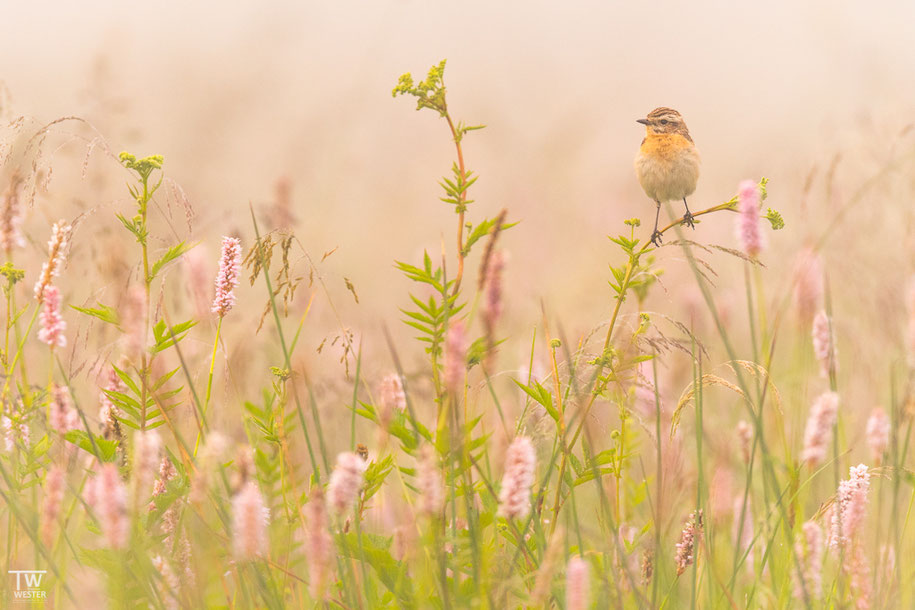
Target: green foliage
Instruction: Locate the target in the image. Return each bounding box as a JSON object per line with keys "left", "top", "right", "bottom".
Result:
{"left": 105, "top": 363, "right": 182, "bottom": 430}
{"left": 396, "top": 251, "right": 464, "bottom": 361}
{"left": 71, "top": 302, "right": 119, "bottom": 326}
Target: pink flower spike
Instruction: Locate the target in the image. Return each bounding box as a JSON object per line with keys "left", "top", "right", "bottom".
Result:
{"left": 211, "top": 236, "right": 242, "bottom": 317}
{"left": 565, "top": 556, "right": 590, "bottom": 610}
{"left": 327, "top": 452, "right": 367, "bottom": 515}
{"left": 38, "top": 285, "right": 67, "bottom": 349}
{"left": 304, "top": 488, "right": 333, "bottom": 600}
{"left": 812, "top": 311, "right": 838, "bottom": 378}
{"left": 801, "top": 392, "right": 839, "bottom": 467}
{"left": 97, "top": 463, "right": 129, "bottom": 549}
{"left": 498, "top": 436, "right": 537, "bottom": 519}
{"left": 232, "top": 480, "right": 270, "bottom": 560}
{"left": 34, "top": 221, "right": 72, "bottom": 303}
{"left": 866, "top": 408, "right": 890, "bottom": 465}
{"left": 40, "top": 466, "right": 65, "bottom": 547}
{"left": 675, "top": 510, "right": 704, "bottom": 575}
{"left": 828, "top": 464, "right": 870, "bottom": 551}
{"left": 735, "top": 180, "right": 766, "bottom": 257}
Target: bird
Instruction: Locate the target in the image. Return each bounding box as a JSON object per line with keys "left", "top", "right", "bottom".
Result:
{"left": 634, "top": 107, "right": 701, "bottom": 246}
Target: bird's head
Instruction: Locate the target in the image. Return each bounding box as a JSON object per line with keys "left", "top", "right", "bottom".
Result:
{"left": 637, "top": 107, "right": 690, "bottom": 137}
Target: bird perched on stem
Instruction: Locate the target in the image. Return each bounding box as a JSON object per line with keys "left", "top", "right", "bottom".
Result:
{"left": 634, "top": 107, "right": 701, "bottom": 246}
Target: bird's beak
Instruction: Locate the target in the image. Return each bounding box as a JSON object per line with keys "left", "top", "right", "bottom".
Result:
{"left": 636, "top": 118, "right": 650, "bottom": 125}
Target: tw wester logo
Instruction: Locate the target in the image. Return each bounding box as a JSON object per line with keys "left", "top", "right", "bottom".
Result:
{"left": 8, "top": 570, "right": 48, "bottom": 603}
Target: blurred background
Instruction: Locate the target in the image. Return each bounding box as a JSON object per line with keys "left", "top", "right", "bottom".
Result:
{"left": 2, "top": 0, "right": 915, "bottom": 433}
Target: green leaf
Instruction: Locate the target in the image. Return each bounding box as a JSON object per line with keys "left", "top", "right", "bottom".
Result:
{"left": 64, "top": 430, "right": 119, "bottom": 462}
{"left": 71, "top": 303, "right": 119, "bottom": 326}
{"left": 149, "top": 241, "right": 197, "bottom": 281}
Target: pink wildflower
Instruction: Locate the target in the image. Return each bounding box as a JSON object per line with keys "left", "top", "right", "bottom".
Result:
{"left": 828, "top": 464, "right": 870, "bottom": 551}
{"left": 498, "top": 436, "right": 536, "bottom": 519}
{"left": 417, "top": 444, "right": 444, "bottom": 516}
{"left": 801, "top": 392, "right": 839, "bottom": 467}
{"left": 38, "top": 285, "right": 67, "bottom": 349}
{"left": 794, "top": 520, "right": 823, "bottom": 600}
{"left": 34, "top": 221, "right": 72, "bottom": 303}
{"left": 792, "top": 247, "right": 823, "bottom": 322}
{"left": 443, "top": 320, "right": 468, "bottom": 395}
{"left": 675, "top": 510, "right": 703, "bottom": 575}
{"left": 565, "top": 556, "right": 590, "bottom": 610}
{"left": 327, "top": 452, "right": 367, "bottom": 515}
{"left": 735, "top": 180, "right": 765, "bottom": 257}
{"left": 304, "top": 488, "right": 333, "bottom": 600}
{"left": 812, "top": 310, "right": 837, "bottom": 378}
{"left": 40, "top": 466, "right": 66, "bottom": 546}
{"left": 49, "top": 385, "right": 78, "bottom": 435}
{"left": 482, "top": 250, "right": 505, "bottom": 331}
{"left": 232, "top": 481, "right": 270, "bottom": 560}
{"left": 149, "top": 456, "right": 176, "bottom": 511}
{"left": 132, "top": 430, "right": 162, "bottom": 504}
{"left": 378, "top": 373, "right": 406, "bottom": 428}
{"left": 865, "top": 408, "right": 890, "bottom": 465}
{"left": 97, "top": 463, "right": 129, "bottom": 549}
{"left": 211, "top": 236, "right": 242, "bottom": 317}
{"left": 99, "top": 365, "right": 124, "bottom": 431}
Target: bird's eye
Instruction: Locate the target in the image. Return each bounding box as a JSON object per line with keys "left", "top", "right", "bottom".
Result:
{"left": 660, "top": 119, "right": 669, "bottom": 125}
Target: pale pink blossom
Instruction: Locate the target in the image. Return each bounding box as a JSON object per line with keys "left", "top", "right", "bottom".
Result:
{"left": 675, "top": 510, "right": 703, "bottom": 576}
{"left": 735, "top": 180, "right": 765, "bottom": 257}
{"left": 801, "top": 392, "right": 839, "bottom": 467}
{"left": 132, "top": 430, "right": 162, "bottom": 504}
{"left": 99, "top": 365, "right": 124, "bottom": 430}
{"left": 866, "top": 408, "right": 890, "bottom": 465}
{"left": 40, "top": 466, "right": 66, "bottom": 546}
{"left": 794, "top": 520, "right": 823, "bottom": 600}
{"left": 211, "top": 236, "right": 242, "bottom": 317}
{"left": 907, "top": 277, "right": 915, "bottom": 367}
{"left": 34, "top": 221, "right": 72, "bottom": 303}
{"left": 304, "top": 488, "right": 333, "bottom": 600}
{"left": 443, "top": 320, "right": 468, "bottom": 395}
{"left": 232, "top": 481, "right": 270, "bottom": 560}
{"left": 498, "top": 436, "right": 536, "bottom": 519}
{"left": 565, "top": 556, "right": 590, "bottom": 610}
{"left": 327, "top": 452, "right": 367, "bottom": 515}
{"left": 97, "top": 463, "right": 129, "bottom": 549}
{"left": 812, "top": 310, "right": 837, "bottom": 378}
{"left": 37, "top": 285, "right": 67, "bottom": 348}
{"left": 49, "top": 385, "right": 78, "bottom": 435}
{"left": 149, "top": 457, "right": 177, "bottom": 511}
{"left": 417, "top": 444, "right": 444, "bottom": 516}
{"left": 792, "top": 247, "right": 823, "bottom": 322}
{"left": 378, "top": 373, "right": 406, "bottom": 428}
{"left": 828, "top": 464, "right": 870, "bottom": 551}
{"left": 152, "top": 555, "right": 180, "bottom": 610}
{"left": 482, "top": 250, "right": 505, "bottom": 331}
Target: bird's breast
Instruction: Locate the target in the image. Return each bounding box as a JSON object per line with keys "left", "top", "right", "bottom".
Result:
{"left": 634, "top": 134, "right": 700, "bottom": 202}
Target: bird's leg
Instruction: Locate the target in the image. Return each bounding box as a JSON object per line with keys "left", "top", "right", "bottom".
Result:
{"left": 681, "top": 197, "right": 695, "bottom": 229}
{"left": 650, "top": 200, "right": 663, "bottom": 246}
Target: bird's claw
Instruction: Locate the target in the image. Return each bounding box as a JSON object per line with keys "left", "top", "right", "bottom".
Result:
{"left": 650, "top": 230, "right": 663, "bottom": 247}
{"left": 681, "top": 211, "right": 695, "bottom": 229}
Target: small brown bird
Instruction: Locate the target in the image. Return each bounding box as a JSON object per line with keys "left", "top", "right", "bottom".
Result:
{"left": 634, "top": 107, "right": 701, "bottom": 246}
